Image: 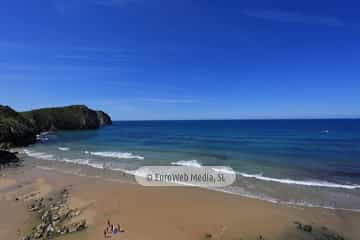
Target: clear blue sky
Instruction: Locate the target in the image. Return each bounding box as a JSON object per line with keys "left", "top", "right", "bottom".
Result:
{"left": 1, "top": 0, "right": 360, "bottom": 120}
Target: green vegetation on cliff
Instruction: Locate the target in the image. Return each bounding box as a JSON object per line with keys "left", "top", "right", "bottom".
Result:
{"left": 0, "top": 105, "right": 37, "bottom": 148}
{"left": 21, "top": 105, "right": 111, "bottom": 132}
{"left": 0, "top": 105, "right": 112, "bottom": 149}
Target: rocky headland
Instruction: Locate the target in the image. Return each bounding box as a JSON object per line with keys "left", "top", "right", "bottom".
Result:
{"left": 0, "top": 104, "right": 111, "bottom": 165}
{"left": 0, "top": 105, "right": 38, "bottom": 149}
{"left": 21, "top": 105, "right": 111, "bottom": 133}
{"left": 0, "top": 104, "right": 111, "bottom": 149}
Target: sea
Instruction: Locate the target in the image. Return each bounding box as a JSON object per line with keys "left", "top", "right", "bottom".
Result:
{"left": 23, "top": 119, "right": 360, "bottom": 211}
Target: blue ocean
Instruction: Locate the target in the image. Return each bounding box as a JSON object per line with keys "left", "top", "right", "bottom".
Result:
{"left": 24, "top": 120, "right": 360, "bottom": 210}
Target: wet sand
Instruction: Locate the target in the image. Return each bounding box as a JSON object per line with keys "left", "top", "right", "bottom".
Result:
{"left": 1, "top": 158, "right": 360, "bottom": 240}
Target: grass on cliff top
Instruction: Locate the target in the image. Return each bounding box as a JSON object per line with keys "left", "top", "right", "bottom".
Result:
{"left": 20, "top": 105, "right": 99, "bottom": 131}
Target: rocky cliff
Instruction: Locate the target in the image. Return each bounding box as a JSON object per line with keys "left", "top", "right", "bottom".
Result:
{"left": 0, "top": 105, "right": 37, "bottom": 149}
{"left": 96, "top": 110, "right": 112, "bottom": 127}
{"left": 21, "top": 105, "right": 112, "bottom": 132}
{"left": 0, "top": 105, "right": 112, "bottom": 149}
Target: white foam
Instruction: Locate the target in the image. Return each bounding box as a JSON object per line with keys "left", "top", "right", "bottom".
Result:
{"left": 23, "top": 149, "right": 56, "bottom": 161}
{"left": 87, "top": 162, "right": 105, "bottom": 169}
{"left": 123, "top": 169, "right": 147, "bottom": 178}
{"left": 283, "top": 200, "right": 360, "bottom": 212}
{"left": 212, "top": 167, "right": 236, "bottom": 174}
{"left": 23, "top": 148, "right": 360, "bottom": 190}
{"left": 36, "top": 132, "right": 51, "bottom": 141}
{"left": 23, "top": 148, "right": 360, "bottom": 212}
{"left": 61, "top": 158, "right": 87, "bottom": 165}
{"left": 213, "top": 186, "right": 360, "bottom": 212}
{"left": 60, "top": 158, "right": 105, "bottom": 169}
{"left": 171, "top": 160, "right": 202, "bottom": 168}
{"left": 215, "top": 185, "right": 279, "bottom": 204}
{"left": 237, "top": 172, "right": 360, "bottom": 190}
{"left": 58, "top": 147, "right": 70, "bottom": 151}
{"left": 36, "top": 135, "right": 49, "bottom": 141}
{"left": 86, "top": 151, "right": 144, "bottom": 160}
{"left": 36, "top": 166, "right": 55, "bottom": 171}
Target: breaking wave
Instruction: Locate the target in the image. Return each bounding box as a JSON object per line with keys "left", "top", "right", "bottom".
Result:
{"left": 237, "top": 172, "right": 360, "bottom": 190}
{"left": 24, "top": 149, "right": 359, "bottom": 190}
{"left": 169, "top": 163, "right": 360, "bottom": 190}
{"left": 171, "top": 160, "right": 202, "bottom": 168}
{"left": 23, "top": 149, "right": 56, "bottom": 161}
{"left": 86, "top": 151, "right": 144, "bottom": 160}
{"left": 22, "top": 148, "right": 360, "bottom": 211}
{"left": 58, "top": 147, "right": 70, "bottom": 151}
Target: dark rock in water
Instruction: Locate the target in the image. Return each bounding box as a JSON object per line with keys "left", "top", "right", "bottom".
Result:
{"left": 0, "top": 104, "right": 112, "bottom": 148}
{"left": 0, "top": 150, "right": 20, "bottom": 165}
{"left": 0, "top": 105, "right": 37, "bottom": 149}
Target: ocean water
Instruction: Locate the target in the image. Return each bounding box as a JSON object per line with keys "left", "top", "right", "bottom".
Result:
{"left": 23, "top": 120, "right": 360, "bottom": 210}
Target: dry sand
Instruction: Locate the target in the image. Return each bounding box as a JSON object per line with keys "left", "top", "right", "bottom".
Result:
{"left": 1, "top": 161, "right": 360, "bottom": 240}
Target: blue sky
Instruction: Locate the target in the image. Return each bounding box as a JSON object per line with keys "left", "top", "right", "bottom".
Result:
{"left": 1, "top": 0, "right": 360, "bottom": 120}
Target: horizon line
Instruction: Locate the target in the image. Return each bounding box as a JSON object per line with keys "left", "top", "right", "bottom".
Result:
{"left": 112, "top": 117, "right": 360, "bottom": 121}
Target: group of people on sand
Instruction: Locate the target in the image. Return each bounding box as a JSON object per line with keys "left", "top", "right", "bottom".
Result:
{"left": 104, "top": 219, "right": 124, "bottom": 239}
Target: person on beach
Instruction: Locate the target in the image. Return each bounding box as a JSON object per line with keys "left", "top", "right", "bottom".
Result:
{"left": 104, "top": 219, "right": 124, "bottom": 237}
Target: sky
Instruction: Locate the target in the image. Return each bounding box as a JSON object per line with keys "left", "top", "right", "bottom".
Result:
{"left": 1, "top": 0, "right": 360, "bottom": 120}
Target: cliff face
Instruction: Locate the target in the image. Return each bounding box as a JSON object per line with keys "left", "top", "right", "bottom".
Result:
{"left": 0, "top": 105, "right": 37, "bottom": 149}
{"left": 96, "top": 110, "right": 112, "bottom": 126}
{"left": 0, "top": 105, "right": 112, "bottom": 149}
{"left": 21, "top": 105, "right": 111, "bottom": 132}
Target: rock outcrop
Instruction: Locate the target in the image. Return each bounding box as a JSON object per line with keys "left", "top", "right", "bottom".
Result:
{"left": 0, "top": 150, "right": 21, "bottom": 167}
{"left": 293, "top": 221, "right": 346, "bottom": 240}
{"left": 22, "top": 188, "right": 87, "bottom": 240}
{"left": 96, "top": 110, "right": 112, "bottom": 126}
{"left": 0, "top": 105, "right": 112, "bottom": 149}
{"left": 0, "top": 105, "right": 37, "bottom": 148}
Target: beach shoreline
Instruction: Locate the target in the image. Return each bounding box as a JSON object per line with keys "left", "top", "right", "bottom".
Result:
{"left": 18, "top": 119, "right": 360, "bottom": 213}
{"left": 1, "top": 156, "right": 360, "bottom": 240}
{"left": 18, "top": 148, "right": 360, "bottom": 213}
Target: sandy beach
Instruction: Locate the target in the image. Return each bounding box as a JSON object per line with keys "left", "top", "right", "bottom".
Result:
{"left": 0, "top": 156, "right": 359, "bottom": 240}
